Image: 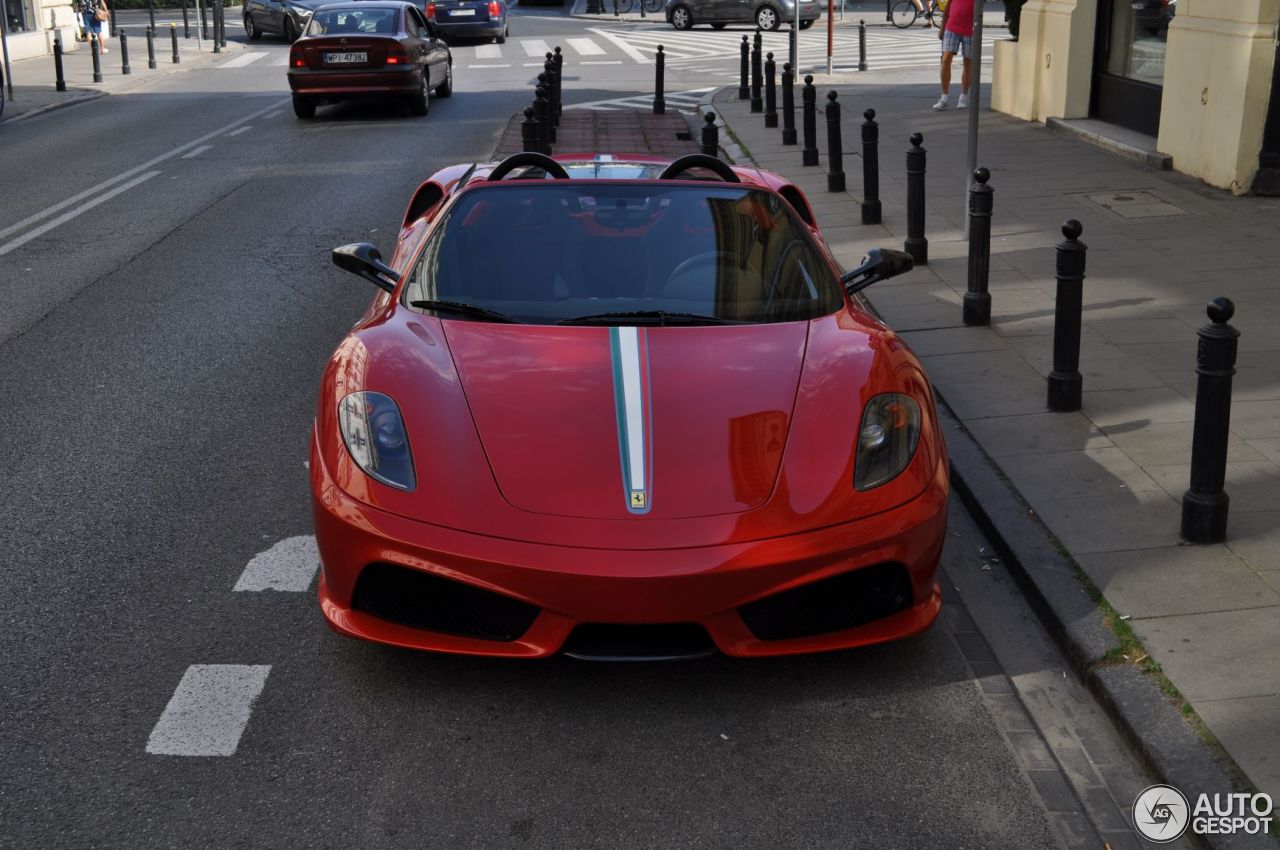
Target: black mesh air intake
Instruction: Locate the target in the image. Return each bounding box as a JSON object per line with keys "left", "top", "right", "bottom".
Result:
{"left": 561, "top": 623, "right": 716, "bottom": 660}
{"left": 352, "top": 562, "right": 540, "bottom": 642}
{"left": 738, "top": 563, "right": 914, "bottom": 641}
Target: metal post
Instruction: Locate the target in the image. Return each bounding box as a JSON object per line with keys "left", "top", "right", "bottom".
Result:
{"left": 182, "top": 0, "right": 190, "bottom": 37}
{"left": 147, "top": 0, "right": 156, "bottom": 36}
{"left": 521, "top": 107, "right": 540, "bottom": 152}
{"left": 825, "top": 90, "right": 845, "bottom": 192}
{"left": 146, "top": 26, "right": 156, "bottom": 69}
{"left": 750, "top": 29, "right": 763, "bottom": 113}
{"left": 764, "top": 52, "right": 777, "bottom": 128}
{"left": 858, "top": 19, "right": 867, "bottom": 71}
{"left": 738, "top": 36, "right": 749, "bottom": 100}
{"left": 860, "top": 108, "right": 880, "bottom": 224}
{"left": 789, "top": 15, "right": 797, "bottom": 71}
{"left": 553, "top": 47, "right": 563, "bottom": 117}
{"left": 54, "top": 37, "right": 69, "bottom": 90}
{"left": 701, "top": 112, "right": 719, "bottom": 158}
{"left": 964, "top": 167, "right": 993, "bottom": 325}
{"left": 537, "top": 75, "right": 555, "bottom": 144}
{"left": 120, "top": 30, "right": 131, "bottom": 74}
{"left": 200, "top": 0, "right": 209, "bottom": 40}
{"left": 905, "top": 132, "right": 928, "bottom": 265}
{"left": 1180, "top": 298, "right": 1240, "bottom": 544}
{"left": 780, "top": 63, "right": 796, "bottom": 145}
{"left": 170, "top": 24, "right": 179, "bottom": 63}
{"left": 964, "top": 0, "right": 985, "bottom": 238}
{"left": 108, "top": 0, "right": 117, "bottom": 37}
{"left": 826, "top": 0, "right": 832, "bottom": 74}
{"left": 211, "top": 0, "right": 220, "bottom": 53}
{"left": 1047, "top": 220, "right": 1087, "bottom": 411}
{"left": 653, "top": 44, "right": 665, "bottom": 114}
{"left": 801, "top": 74, "right": 818, "bottom": 166}
{"left": 91, "top": 35, "right": 104, "bottom": 82}
{"left": 220, "top": 1, "right": 227, "bottom": 48}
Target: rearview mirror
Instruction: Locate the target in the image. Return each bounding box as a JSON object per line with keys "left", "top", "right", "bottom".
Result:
{"left": 332, "top": 242, "right": 398, "bottom": 293}
{"left": 839, "top": 248, "right": 914, "bottom": 295}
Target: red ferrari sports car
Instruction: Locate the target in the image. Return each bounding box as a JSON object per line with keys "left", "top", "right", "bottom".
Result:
{"left": 312, "top": 152, "right": 949, "bottom": 660}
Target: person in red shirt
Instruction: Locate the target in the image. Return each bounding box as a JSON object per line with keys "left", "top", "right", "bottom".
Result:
{"left": 934, "top": 0, "right": 973, "bottom": 110}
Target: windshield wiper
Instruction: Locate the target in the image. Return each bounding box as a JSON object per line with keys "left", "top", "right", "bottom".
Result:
{"left": 410, "top": 300, "right": 524, "bottom": 324}
{"left": 557, "top": 310, "right": 745, "bottom": 327}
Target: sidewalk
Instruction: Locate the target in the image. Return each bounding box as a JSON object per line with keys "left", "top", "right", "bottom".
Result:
{"left": 712, "top": 84, "right": 1280, "bottom": 806}
{"left": 1, "top": 28, "right": 243, "bottom": 124}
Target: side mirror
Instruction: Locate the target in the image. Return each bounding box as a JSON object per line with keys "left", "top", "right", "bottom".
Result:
{"left": 839, "top": 248, "right": 914, "bottom": 295}
{"left": 332, "top": 243, "right": 399, "bottom": 293}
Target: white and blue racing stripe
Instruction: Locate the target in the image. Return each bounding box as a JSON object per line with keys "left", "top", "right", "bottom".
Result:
{"left": 609, "top": 327, "right": 653, "bottom": 514}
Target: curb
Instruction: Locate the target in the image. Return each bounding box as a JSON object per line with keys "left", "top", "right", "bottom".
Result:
{"left": 0, "top": 90, "right": 105, "bottom": 125}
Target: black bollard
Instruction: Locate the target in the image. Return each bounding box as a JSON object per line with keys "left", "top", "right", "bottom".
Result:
{"left": 120, "top": 30, "right": 131, "bottom": 74}
{"left": 750, "top": 30, "right": 763, "bottom": 113}
{"left": 54, "top": 37, "right": 68, "bottom": 91}
{"left": 216, "top": 0, "right": 226, "bottom": 48}
{"left": 544, "top": 56, "right": 559, "bottom": 126}
{"left": 653, "top": 45, "right": 665, "bottom": 114}
{"left": 200, "top": 1, "right": 208, "bottom": 39}
{"left": 91, "top": 35, "right": 104, "bottom": 83}
{"left": 109, "top": 0, "right": 117, "bottom": 37}
{"left": 537, "top": 76, "right": 555, "bottom": 144}
{"left": 825, "top": 91, "right": 845, "bottom": 192}
{"left": 521, "top": 107, "right": 540, "bottom": 153}
{"left": 211, "top": 1, "right": 220, "bottom": 53}
{"left": 788, "top": 23, "right": 797, "bottom": 74}
{"left": 858, "top": 19, "right": 867, "bottom": 71}
{"left": 860, "top": 108, "right": 880, "bottom": 223}
{"left": 1180, "top": 298, "right": 1240, "bottom": 544}
{"left": 780, "top": 63, "right": 796, "bottom": 145}
{"left": 147, "top": 0, "right": 156, "bottom": 37}
{"left": 146, "top": 26, "right": 156, "bottom": 69}
{"left": 763, "top": 52, "right": 778, "bottom": 128}
{"left": 533, "top": 85, "right": 551, "bottom": 153}
{"left": 964, "top": 167, "right": 994, "bottom": 326}
{"left": 182, "top": 0, "right": 190, "bottom": 37}
{"left": 738, "top": 36, "right": 749, "bottom": 100}
{"left": 553, "top": 47, "right": 563, "bottom": 117}
{"left": 701, "top": 112, "right": 719, "bottom": 158}
{"left": 801, "top": 75, "right": 818, "bottom": 166}
{"left": 170, "top": 24, "right": 179, "bottom": 63}
{"left": 1047, "top": 219, "right": 1087, "bottom": 411}
{"left": 904, "top": 132, "right": 928, "bottom": 265}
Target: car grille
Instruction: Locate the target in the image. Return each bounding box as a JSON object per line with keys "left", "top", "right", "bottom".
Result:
{"left": 351, "top": 562, "right": 540, "bottom": 642}
{"left": 738, "top": 563, "right": 914, "bottom": 641}
{"left": 561, "top": 623, "right": 716, "bottom": 661}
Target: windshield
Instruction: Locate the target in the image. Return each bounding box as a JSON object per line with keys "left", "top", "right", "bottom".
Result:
{"left": 403, "top": 184, "right": 844, "bottom": 325}
{"left": 306, "top": 7, "right": 398, "bottom": 35}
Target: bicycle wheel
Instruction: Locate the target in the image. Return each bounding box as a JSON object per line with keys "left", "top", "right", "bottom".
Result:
{"left": 889, "top": 0, "right": 919, "bottom": 28}
{"left": 643, "top": 0, "right": 664, "bottom": 13}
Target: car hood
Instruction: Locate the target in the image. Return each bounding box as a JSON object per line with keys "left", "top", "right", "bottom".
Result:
{"left": 443, "top": 322, "right": 810, "bottom": 520}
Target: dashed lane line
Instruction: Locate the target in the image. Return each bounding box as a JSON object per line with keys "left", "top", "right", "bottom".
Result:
{"left": 180, "top": 144, "right": 212, "bottom": 159}
{"left": 0, "top": 172, "right": 161, "bottom": 256}
{"left": 233, "top": 536, "right": 320, "bottom": 592}
{"left": 146, "top": 665, "right": 271, "bottom": 757}
{"left": 227, "top": 126, "right": 252, "bottom": 137}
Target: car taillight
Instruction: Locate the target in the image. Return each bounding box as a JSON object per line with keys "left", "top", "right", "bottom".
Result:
{"left": 425, "top": 2, "right": 436, "bottom": 18}
{"left": 289, "top": 45, "right": 304, "bottom": 67}
{"left": 385, "top": 44, "right": 410, "bottom": 64}
{"left": 488, "top": 1, "right": 499, "bottom": 14}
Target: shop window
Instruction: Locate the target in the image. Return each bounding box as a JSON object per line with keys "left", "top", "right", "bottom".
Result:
{"left": 1104, "top": 0, "right": 1176, "bottom": 85}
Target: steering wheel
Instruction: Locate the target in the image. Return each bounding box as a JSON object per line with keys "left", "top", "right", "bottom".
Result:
{"left": 657, "top": 154, "right": 740, "bottom": 183}
{"left": 487, "top": 152, "right": 572, "bottom": 181}
{"left": 663, "top": 251, "right": 738, "bottom": 295}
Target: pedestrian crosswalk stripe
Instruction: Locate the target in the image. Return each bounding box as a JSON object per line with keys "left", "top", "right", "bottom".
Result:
{"left": 146, "top": 665, "right": 271, "bottom": 757}
{"left": 474, "top": 43, "right": 502, "bottom": 59}
{"left": 521, "top": 38, "right": 551, "bottom": 57}
{"left": 219, "top": 51, "right": 270, "bottom": 68}
{"left": 571, "top": 86, "right": 715, "bottom": 111}
{"left": 567, "top": 36, "right": 605, "bottom": 56}
{"left": 269, "top": 56, "right": 289, "bottom": 66}
{"left": 588, "top": 26, "right": 650, "bottom": 63}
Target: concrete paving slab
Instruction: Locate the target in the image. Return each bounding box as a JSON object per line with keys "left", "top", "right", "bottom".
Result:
{"left": 1076, "top": 545, "right": 1280, "bottom": 620}
{"left": 1194, "top": 696, "right": 1280, "bottom": 800}
{"left": 1143, "top": 462, "right": 1280, "bottom": 511}
{"left": 1031, "top": 490, "right": 1181, "bottom": 554}
{"left": 1223, "top": 511, "right": 1280, "bottom": 570}
{"left": 1078, "top": 387, "right": 1196, "bottom": 429}
{"left": 1133, "top": 608, "right": 1280, "bottom": 702}
{"left": 965, "top": 412, "right": 1114, "bottom": 458}
{"left": 940, "top": 375, "right": 1053, "bottom": 421}
{"left": 1102, "top": 421, "right": 1267, "bottom": 467}
{"left": 998, "top": 447, "right": 1164, "bottom": 503}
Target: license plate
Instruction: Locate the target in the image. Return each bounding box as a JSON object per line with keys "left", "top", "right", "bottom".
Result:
{"left": 324, "top": 51, "right": 367, "bottom": 64}
{"left": 449, "top": 8, "right": 476, "bottom": 15}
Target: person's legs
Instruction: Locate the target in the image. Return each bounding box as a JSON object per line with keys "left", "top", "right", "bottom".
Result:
{"left": 934, "top": 49, "right": 954, "bottom": 109}
{"left": 956, "top": 39, "right": 971, "bottom": 106}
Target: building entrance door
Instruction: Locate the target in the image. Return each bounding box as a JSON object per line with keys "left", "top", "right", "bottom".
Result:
{"left": 1091, "top": 0, "right": 1174, "bottom": 136}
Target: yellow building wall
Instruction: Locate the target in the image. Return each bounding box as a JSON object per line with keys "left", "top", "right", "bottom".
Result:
{"left": 1156, "top": 0, "right": 1279, "bottom": 193}
{"left": 990, "top": 0, "right": 1097, "bottom": 121}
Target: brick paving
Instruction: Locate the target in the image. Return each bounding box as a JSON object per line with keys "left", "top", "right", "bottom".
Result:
{"left": 492, "top": 108, "right": 699, "bottom": 159}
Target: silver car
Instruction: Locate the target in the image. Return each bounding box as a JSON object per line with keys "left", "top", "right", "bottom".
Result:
{"left": 665, "top": 0, "right": 818, "bottom": 31}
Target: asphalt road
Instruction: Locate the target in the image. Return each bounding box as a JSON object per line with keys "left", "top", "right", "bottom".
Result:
{"left": 1, "top": 9, "right": 1166, "bottom": 849}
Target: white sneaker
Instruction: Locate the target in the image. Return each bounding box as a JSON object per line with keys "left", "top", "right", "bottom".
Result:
{"left": 932, "top": 96, "right": 950, "bottom": 111}
{"left": 957, "top": 93, "right": 969, "bottom": 109}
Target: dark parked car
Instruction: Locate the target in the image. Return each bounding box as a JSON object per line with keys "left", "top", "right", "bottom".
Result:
{"left": 244, "top": 0, "right": 328, "bottom": 42}
{"left": 665, "top": 0, "right": 818, "bottom": 31}
{"left": 426, "top": 0, "right": 509, "bottom": 43}
{"left": 287, "top": 2, "right": 452, "bottom": 119}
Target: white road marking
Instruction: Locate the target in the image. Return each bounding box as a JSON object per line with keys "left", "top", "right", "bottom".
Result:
{"left": 0, "top": 100, "right": 283, "bottom": 242}
{"left": 219, "top": 51, "right": 270, "bottom": 68}
{"left": 522, "top": 61, "right": 544, "bottom": 66}
{"left": 467, "top": 63, "right": 510, "bottom": 68}
{"left": 233, "top": 535, "right": 320, "bottom": 592}
{"left": 588, "top": 27, "right": 648, "bottom": 64}
{"left": 263, "top": 110, "right": 283, "bottom": 119}
{"left": 227, "top": 126, "right": 252, "bottom": 137}
{"left": 180, "top": 144, "right": 212, "bottom": 159}
{"left": 474, "top": 43, "right": 502, "bottom": 59}
{"left": 580, "top": 60, "right": 622, "bottom": 65}
{"left": 520, "top": 38, "right": 551, "bottom": 57}
{"left": 146, "top": 665, "right": 271, "bottom": 757}
{"left": 269, "top": 56, "right": 290, "bottom": 66}
{"left": 567, "top": 37, "right": 604, "bottom": 56}
{"left": 0, "top": 172, "right": 161, "bottom": 256}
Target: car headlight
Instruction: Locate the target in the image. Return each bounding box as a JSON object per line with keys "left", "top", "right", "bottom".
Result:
{"left": 855, "top": 393, "right": 921, "bottom": 491}
{"left": 338, "top": 391, "right": 416, "bottom": 491}
{"left": 288, "top": 6, "right": 312, "bottom": 16}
